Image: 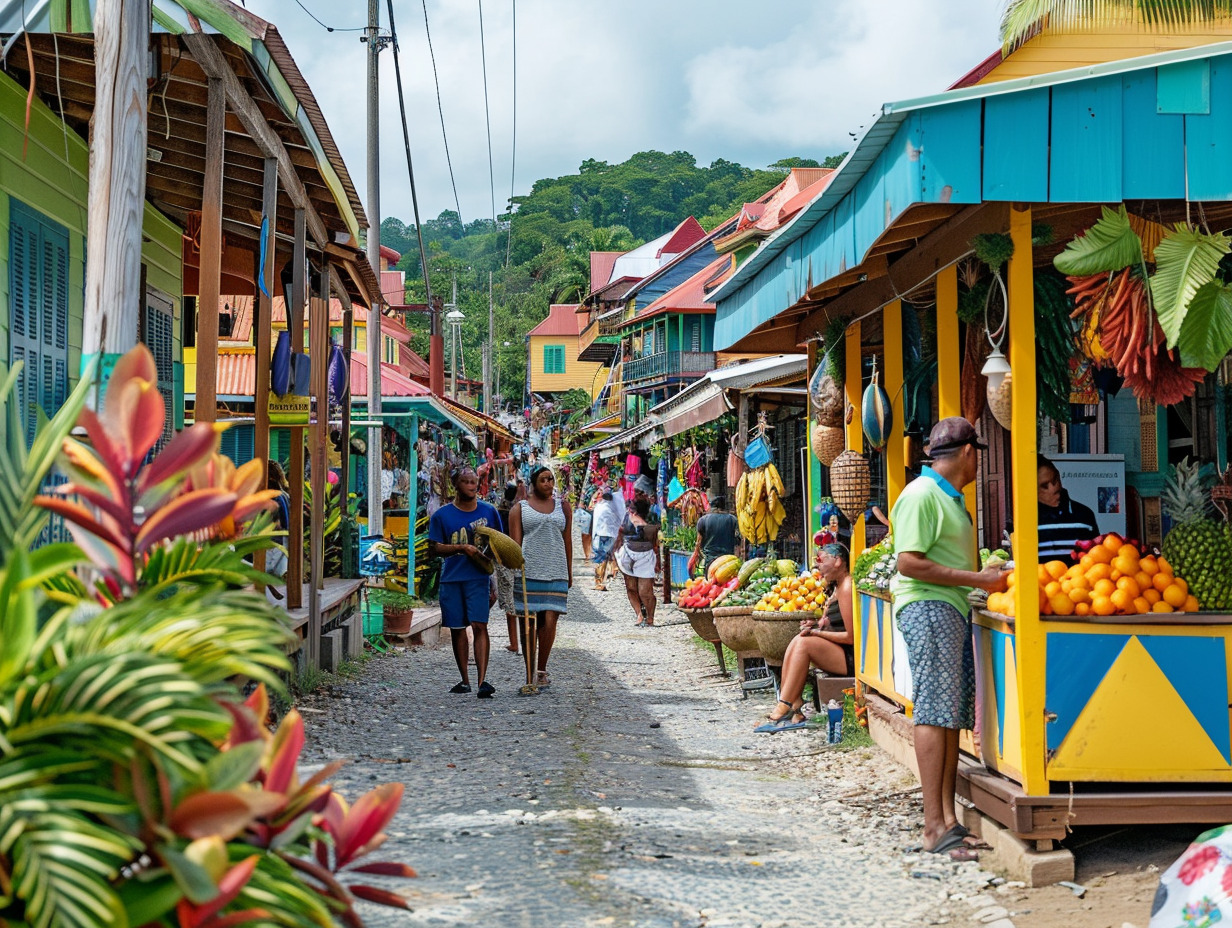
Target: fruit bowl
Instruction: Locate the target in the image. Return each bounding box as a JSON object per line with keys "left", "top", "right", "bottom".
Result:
{"left": 679, "top": 606, "right": 720, "bottom": 643}
{"left": 751, "top": 610, "right": 802, "bottom": 663}
{"left": 712, "top": 606, "right": 758, "bottom": 652}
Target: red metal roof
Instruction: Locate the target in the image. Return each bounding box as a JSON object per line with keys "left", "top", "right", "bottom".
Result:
{"left": 207, "top": 348, "right": 427, "bottom": 399}
{"left": 589, "top": 251, "right": 622, "bottom": 293}
{"left": 379, "top": 244, "right": 402, "bottom": 265}
{"left": 528, "top": 303, "right": 584, "bottom": 337}
{"left": 951, "top": 49, "right": 1004, "bottom": 89}
{"left": 381, "top": 270, "right": 405, "bottom": 305}
{"left": 656, "top": 216, "right": 706, "bottom": 258}
{"left": 398, "top": 347, "right": 431, "bottom": 379}
{"left": 349, "top": 354, "right": 431, "bottom": 397}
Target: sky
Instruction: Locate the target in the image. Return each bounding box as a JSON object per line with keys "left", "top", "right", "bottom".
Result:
{"left": 239, "top": 0, "right": 1007, "bottom": 228}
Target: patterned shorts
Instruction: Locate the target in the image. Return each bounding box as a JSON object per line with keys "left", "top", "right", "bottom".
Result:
{"left": 897, "top": 600, "right": 975, "bottom": 730}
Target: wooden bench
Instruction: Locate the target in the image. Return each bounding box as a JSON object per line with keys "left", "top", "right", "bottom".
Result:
{"left": 808, "top": 670, "right": 854, "bottom": 712}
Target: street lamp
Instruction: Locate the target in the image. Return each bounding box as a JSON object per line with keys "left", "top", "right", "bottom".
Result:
{"left": 446, "top": 308, "right": 465, "bottom": 400}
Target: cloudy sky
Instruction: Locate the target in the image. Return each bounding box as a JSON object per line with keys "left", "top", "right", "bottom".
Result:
{"left": 239, "top": 0, "right": 1006, "bottom": 226}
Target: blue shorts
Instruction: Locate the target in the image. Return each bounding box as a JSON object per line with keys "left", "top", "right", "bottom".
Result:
{"left": 439, "top": 580, "right": 491, "bottom": 629}
{"left": 592, "top": 534, "right": 615, "bottom": 564}
{"left": 897, "top": 600, "right": 975, "bottom": 730}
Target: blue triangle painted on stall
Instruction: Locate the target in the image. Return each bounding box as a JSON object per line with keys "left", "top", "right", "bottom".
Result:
{"left": 989, "top": 627, "right": 1013, "bottom": 757}
{"left": 1140, "top": 634, "right": 1232, "bottom": 764}
{"left": 1045, "top": 632, "right": 1131, "bottom": 751}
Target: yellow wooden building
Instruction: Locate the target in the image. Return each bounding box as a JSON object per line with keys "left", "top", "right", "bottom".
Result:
{"left": 528, "top": 303, "right": 608, "bottom": 401}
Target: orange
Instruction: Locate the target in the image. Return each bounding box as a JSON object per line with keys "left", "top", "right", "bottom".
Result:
{"left": 1060, "top": 579, "right": 1073, "bottom": 595}
{"left": 1152, "top": 601, "right": 1175, "bottom": 613}
{"left": 1183, "top": 595, "right": 1200, "bottom": 612}
{"left": 1110, "top": 570, "right": 1123, "bottom": 582}
{"left": 1070, "top": 575, "right": 1092, "bottom": 591}
{"left": 1103, "top": 534, "right": 1125, "bottom": 552}
{"left": 1172, "top": 577, "right": 1189, "bottom": 596}
{"left": 1066, "top": 565, "right": 1084, "bottom": 580}
{"left": 1044, "top": 581, "right": 1062, "bottom": 598}
{"left": 1112, "top": 554, "right": 1138, "bottom": 577}
{"left": 1134, "top": 571, "right": 1152, "bottom": 592}
{"left": 1109, "top": 589, "right": 1134, "bottom": 613}
{"left": 1045, "top": 560, "right": 1069, "bottom": 580}
{"left": 1140, "top": 556, "right": 1160, "bottom": 576}
{"left": 1086, "top": 564, "right": 1112, "bottom": 582}
{"left": 1116, "top": 576, "right": 1141, "bottom": 597}
{"left": 1006, "top": 571, "right": 1017, "bottom": 587}
{"left": 1089, "top": 546, "right": 1113, "bottom": 565}
{"left": 1153, "top": 573, "right": 1172, "bottom": 593}
{"left": 1050, "top": 594, "right": 1075, "bottom": 616}
{"left": 1158, "top": 556, "right": 1172, "bottom": 573}
{"left": 1037, "top": 565, "right": 1051, "bottom": 585}
{"left": 1092, "top": 578, "right": 1116, "bottom": 598}
{"left": 1163, "top": 584, "right": 1188, "bottom": 608}
{"left": 1132, "top": 596, "right": 1151, "bottom": 614}
{"left": 1143, "top": 588, "right": 1162, "bottom": 606}
{"left": 1079, "top": 554, "right": 1094, "bottom": 570}
{"left": 1068, "top": 587, "right": 1091, "bottom": 605}
{"left": 1075, "top": 602, "right": 1092, "bottom": 616}
{"left": 1091, "top": 595, "right": 1116, "bottom": 616}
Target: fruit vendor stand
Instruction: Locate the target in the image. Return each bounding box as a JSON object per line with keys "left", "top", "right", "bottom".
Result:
{"left": 705, "top": 43, "right": 1232, "bottom": 840}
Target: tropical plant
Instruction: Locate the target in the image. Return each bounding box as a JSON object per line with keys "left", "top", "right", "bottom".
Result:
{"left": 0, "top": 345, "right": 416, "bottom": 927}
{"left": 1053, "top": 204, "right": 1143, "bottom": 276}
{"left": 366, "top": 587, "right": 421, "bottom": 610}
{"left": 1151, "top": 226, "right": 1232, "bottom": 349}
{"left": 1001, "top": 0, "right": 1232, "bottom": 52}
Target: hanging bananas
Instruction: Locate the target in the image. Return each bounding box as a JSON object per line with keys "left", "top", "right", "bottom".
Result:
{"left": 736, "top": 462, "right": 787, "bottom": 545}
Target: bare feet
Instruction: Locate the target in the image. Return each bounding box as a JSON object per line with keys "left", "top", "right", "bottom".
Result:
{"left": 504, "top": 644, "right": 519, "bottom": 654}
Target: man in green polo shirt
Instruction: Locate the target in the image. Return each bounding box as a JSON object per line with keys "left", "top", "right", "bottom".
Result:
{"left": 890, "top": 417, "right": 1009, "bottom": 861}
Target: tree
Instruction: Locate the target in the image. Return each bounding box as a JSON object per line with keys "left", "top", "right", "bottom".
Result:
{"left": 770, "top": 156, "right": 822, "bottom": 170}
{"left": 1000, "top": 0, "right": 1232, "bottom": 50}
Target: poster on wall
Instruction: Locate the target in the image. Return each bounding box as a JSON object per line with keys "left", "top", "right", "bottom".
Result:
{"left": 1050, "top": 454, "right": 1126, "bottom": 538}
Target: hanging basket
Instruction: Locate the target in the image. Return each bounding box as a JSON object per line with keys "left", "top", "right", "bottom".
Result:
{"left": 830, "top": 450, "right": 871, "bottom": 520}
{"left": 810, "top": 368, "right": 845, "bottom": 427}
{"left": 811, "top": 422, "right": 845, "bottom": 467}
{"left": 988, "top": 371, "right": 1013, "bottom": 431}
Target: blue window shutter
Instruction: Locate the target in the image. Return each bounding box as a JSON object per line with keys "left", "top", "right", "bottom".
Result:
{"left": 143, "top": 292, "right": 176, "bottom": 454}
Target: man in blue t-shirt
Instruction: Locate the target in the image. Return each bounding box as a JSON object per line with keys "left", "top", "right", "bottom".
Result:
{"left": 428, "top": 467, "right": 503, "bottom": 698}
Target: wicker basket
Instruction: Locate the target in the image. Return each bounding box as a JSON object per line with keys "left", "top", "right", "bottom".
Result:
{"left": 830, "top": 450, "right": 871, "bottom": 520}
{"left": 680, "top": 607, "right": 720, "bottom": 643}
{"left": 751, "top": 610, "right": 801, "bottom": 663}
{"left": 811, "top": 422, "right": 845, "bottom": 467}
{"left": 988, "top": 371, "right": 1013, "bottom": 430}
{"left": 712, "top": 606, "right": 758, "bottom": 652}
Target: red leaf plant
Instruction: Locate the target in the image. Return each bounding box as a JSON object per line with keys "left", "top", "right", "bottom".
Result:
{"left": 33, "top": 343, "right": 277, "bottom": 595}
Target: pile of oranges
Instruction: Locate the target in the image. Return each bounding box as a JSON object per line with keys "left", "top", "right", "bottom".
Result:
{"left": 753, "top": 570, "right": 828, "bottom": 613}
{"left": 985, "top": 534, "right": 1200, "bottom": 617}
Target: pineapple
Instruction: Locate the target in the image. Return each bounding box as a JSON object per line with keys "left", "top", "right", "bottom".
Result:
{"left": 1161, "top": 458, "right": 1232, "bottom": 611}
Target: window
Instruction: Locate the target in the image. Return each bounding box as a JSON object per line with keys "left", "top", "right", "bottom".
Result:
{"left": 543, "top": 344, "right": 565, "bottom": 374}
{"left": 690, "top": 320, "right": 701, "bottom": 352}
{"left": 8, "top": 199, "right": 70, "bottom": 447}
{"left": 143, "top": 288, "right": 176, "bottom": 455}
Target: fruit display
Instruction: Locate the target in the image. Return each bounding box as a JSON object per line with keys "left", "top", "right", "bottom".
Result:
{"left": 720, "top": 559, "right": 793, "bottom": 608}
{"left": 852, "top": 536, "right": 894, "bottom": 594}
{"left": 1161, "top": 457, "right": 1232, "bottom": 612}
{"left": 735, "top": 462, "right": 788, "bottom": 544}
{"left": 707, "top": 554, "right": 741, "bottom": 584}
{"left": 670, "top": 487, "right": 709, "bottom": 526}
{"left": 679, "top": 575, "right": 738, "bottom": 610}
{"left": 984, "top": 533, "right": 1200, "bottom": 618}
{"left": 753, "top": 569, "right": 831, "bottom": 614}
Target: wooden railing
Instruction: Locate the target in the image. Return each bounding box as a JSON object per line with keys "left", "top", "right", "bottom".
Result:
{"left": 578, "top": 313, "right": 622, "bottom": 356}
{"left": 622, "top": 350, "right": 715, "bottom": 383}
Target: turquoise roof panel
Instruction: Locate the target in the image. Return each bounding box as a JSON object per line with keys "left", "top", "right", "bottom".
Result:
{"left": 1121, "top": 69, "right": 1186, "bottom": 199}
{"left": 1186, "top": 56, "right": 1232, "bottom": 200}
{"left": 919, "top": 100, "right": 983, "bottom": 204}
{"left": 983, "top": 88, "right": 1050, "bottom": 202}
{"left": 1050, "top": 74, "right": 1124, "bottom": 202}
{"left": 1157, "top": 58, "right": 1211, "bottom": 114}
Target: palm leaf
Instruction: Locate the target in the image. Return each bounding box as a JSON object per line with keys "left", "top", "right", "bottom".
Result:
{"left": 1179, "top": 280, "right": 1232, "bottom": 370}
{"left": 1053, "top": 204, "right": 1143, "bottom": 275}
{"left": 1001, "top": 0, "right": 1232, "bottom": 52}
{"left": 1151, "top": 225, "right": 1232, "bottom": 347}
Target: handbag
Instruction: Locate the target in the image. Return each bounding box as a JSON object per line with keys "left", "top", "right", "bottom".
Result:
{"left": 744, "top": 435, "right": 772, "bottom": 469}
{"left": 625, "top": 453, "right": 642, "bottom": 476}
{"left": 576, "top": 508, "right": 593, "bottom": 535}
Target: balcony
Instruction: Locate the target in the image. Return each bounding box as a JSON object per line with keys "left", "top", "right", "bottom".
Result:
{"left": 604, "top": 363, "right": 623, "bottom": 416}
{"left": 622, "top": 350, "right": 715, "bottom": 386}
{"left": 578, "top": 311, "right": 622, "bottom": 363}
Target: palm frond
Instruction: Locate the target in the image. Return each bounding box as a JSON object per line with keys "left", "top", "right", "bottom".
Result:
{"left": 1151, "top": 225, "right": 1232, "bottom": 347}
{"left": 1001, "top": 0, "right": 1232, "bottom": 52}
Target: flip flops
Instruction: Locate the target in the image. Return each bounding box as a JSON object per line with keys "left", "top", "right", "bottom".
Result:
{"left": 927, "top": 825, "right": 981, "bottom": 861}
{"left": 754, "top": 716, "right": 809, "bottom": 733}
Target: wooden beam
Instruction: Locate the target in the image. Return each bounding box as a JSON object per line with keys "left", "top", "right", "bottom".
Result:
{"left": 253, "top": 157, "right": 276, "bottom": 582}
{"left": 286, "top": 210, "right": 307, "bottom": 612}
{"left": 307, "top": 261, "right": 329, "bottom": 669}
{"left": 82, "top": 0, "right": 150, "bottom": 366}
{"left": 193, "top": 77, "right": 225, "bottom": 424}
{"left": 181, "top": 32, "right": 328, "bottom": 247}
{"left": 795, "top": 203, "right": 1011, "bottom": 344}
{"left": 883, "top": 301, "right": 906, "bottom": 507}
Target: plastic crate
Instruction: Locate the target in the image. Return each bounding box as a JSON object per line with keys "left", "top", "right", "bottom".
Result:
{"left": 362, "top": 601, "right": 383, "bottom": 636}
{"left": 669, "top": 549, "right": 692, "bottom": 589}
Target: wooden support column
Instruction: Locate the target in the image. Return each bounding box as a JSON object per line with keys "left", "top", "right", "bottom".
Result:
{"left": 883, "top": 301, "right": 906, "bottom": 508}
{"left": 407, "top": 412, "right": 419, "bottom": 591}
{"left": 82, "top": 0, "right": 149, "bottom": 372}
{"left": 193, "top": 77, "right": 225, "bottom": 424}
{"left": 1006, "top": 205, "right": 1046, "bottom": 794}
{"left": 845, "top": 322, "right": 865, "bottom": 558}
{"left": 935, "top": 264, "right": 978, "bottom": 527}
{"left": 341, "top": 299, "right": 354, "bottom": 506}
{"left": 307, "top": 262, "right": 329, "bottom": 670}
{"left": 254, "top": 158, "right": 277, "bottom": 580}
{"left": 286, "top": 210, "right": 307, "bottom": 610}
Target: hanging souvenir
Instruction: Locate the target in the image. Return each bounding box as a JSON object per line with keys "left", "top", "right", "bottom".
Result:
{"left": 808, "top": 351, "right": 844, "bottom": 427}
{"left": 830, "top": 450, "right": 871, "bottom": 520}
{"left": 861, "top": 357, "right": 892, "bottom": 450}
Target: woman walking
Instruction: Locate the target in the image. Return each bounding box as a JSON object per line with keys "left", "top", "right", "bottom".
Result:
{"left": 615, "top": 497, "right": 660, "bottom": 627}
{"left": 509, "top": 465, "right": 572, "bottom": 689}
{"left": 495, "top": 481, "right": 521, "bottom": 654}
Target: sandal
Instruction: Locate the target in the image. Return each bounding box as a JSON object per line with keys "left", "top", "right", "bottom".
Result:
{"left": 926, "top": 825, "right": 981, "bottom": 861}
{"left": 754, "top": 702, "right": 808, "bottom": 733}
{"left": 535, "top": 671, "right": 552, "bottom": 689}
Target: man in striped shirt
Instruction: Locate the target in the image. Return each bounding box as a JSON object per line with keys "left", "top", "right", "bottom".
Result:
{"left": 1037, "top": 455, "right": 1100, "bottom": 564}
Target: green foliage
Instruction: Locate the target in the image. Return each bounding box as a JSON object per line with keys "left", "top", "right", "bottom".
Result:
{"left": 972, "top": 232, "right": 1015, "bottom": 273}
{"left": 1152, "top": 225, "right": 1232, "bottom": 348}
{"left": 1053, "top": 204, "right": 1142, "bottom": 276}
{"left": 367, "top": 587, "right": 421, "bottom": 610}
{"left": 1179, "top": 280, "right": 1232, "bottom": 371}
{"left": 1001, "top": 0, "right": 1232, "bottom": 52}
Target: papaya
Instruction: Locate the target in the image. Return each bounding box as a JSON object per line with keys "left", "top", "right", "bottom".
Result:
{"left": 776, "top": 559, "right": 798, "bottom": 578}
{"left": 736, "top": 557, "right": 765, "bottom": 587}
{"left": 712, "top": 555, "right": 741, "bottom": 584}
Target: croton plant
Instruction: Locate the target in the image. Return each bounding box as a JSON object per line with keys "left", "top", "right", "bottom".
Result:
{"left": 0, "top": 344, "right": 415, "bottom": 927}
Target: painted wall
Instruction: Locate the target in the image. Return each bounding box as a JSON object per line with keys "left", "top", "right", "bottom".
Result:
{"left": 528, "top": 334, "right": 607, "bottom": 398}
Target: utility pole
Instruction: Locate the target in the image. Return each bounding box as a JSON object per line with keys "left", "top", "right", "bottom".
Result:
{"left": 365, "top": 0, "right": 385, "bottom": 536}
{"left": 485, "top": 271, "right": 494, "bottom": 412}
{"left": 447, "top": 274, "right": 458, "bottom": 400}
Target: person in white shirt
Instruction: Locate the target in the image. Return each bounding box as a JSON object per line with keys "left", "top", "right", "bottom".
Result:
{"left": 590, "top": 486, "right": 622, "bottom": 591}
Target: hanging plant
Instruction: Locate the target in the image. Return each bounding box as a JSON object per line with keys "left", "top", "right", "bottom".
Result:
{"left": 1053, "top": 204, "right": 1143, "bottom": 276}
{"left": 957, "top": 258, "right": 989, "bottom": 324}
{"left": 1151, "top": 226, "right": 1232, "bottom": 349}
{"left": 972, "top": 232, "right": 1015, "bottom": 273}
{"left": 823, "top": 317, "right": 846, "bottom": 380}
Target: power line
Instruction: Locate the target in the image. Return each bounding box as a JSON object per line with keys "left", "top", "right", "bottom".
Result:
{"left": 505, "top": 0, "right": 516, "bottom": 269}
{"left": 477, "top": 0, "right": 498, "bottom": 230}
{"left": 421, "top": 0, "right": 462, "bottom": 224}
{"left": 290, "top": 0, "right": 365, "bottom": 32}
{"left": 385, "top": 0, "right": 434, "bottom": 330}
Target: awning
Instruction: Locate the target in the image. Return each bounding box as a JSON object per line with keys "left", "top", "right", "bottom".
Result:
{"left": 439, "top": 398, "right": 517, "bottom": 443}
{"left": 588, "top": 417, "right": 662, "bottom": 460}
{"left": 710, "top": 354, "right": 808, "bottom": 391}
{"left": 648, "top": 380, "right": 731, "bottom": 438}
{"left": 577, "top": 412, "right": 621, "bottom": 434}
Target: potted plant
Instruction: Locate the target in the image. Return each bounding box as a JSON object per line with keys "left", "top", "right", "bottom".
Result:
{"left": 369, "top": 586, "right": 421, "bottom": 636}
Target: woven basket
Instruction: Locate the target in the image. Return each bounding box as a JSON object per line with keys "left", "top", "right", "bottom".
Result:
{"left": 751, "top": 610, "right": 801, "bottom": 663}
{"left": 988, "top": 371, "right": 1013, "bottom": 430}
{"left": 811, "top": 422, "right": 845, "bottom": 467}
{"left": 680, "top": 607, "right": 720, "bottom": 643}
{"left": 712, "top": 606, "right": 757, "bottom": 652}
{"left": 830, "top": 450, "right": 871, "bottom": 520}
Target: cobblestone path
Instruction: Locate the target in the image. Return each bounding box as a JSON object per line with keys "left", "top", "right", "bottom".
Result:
{"left": 301, "top": 581, "right": 997, "bottom": 927}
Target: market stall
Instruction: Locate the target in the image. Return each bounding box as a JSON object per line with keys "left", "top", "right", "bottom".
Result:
{"left": 706, "top": 44, "right": 1232, "bottom": 838}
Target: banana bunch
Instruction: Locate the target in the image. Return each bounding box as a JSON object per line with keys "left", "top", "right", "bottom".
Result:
{"left": 735, "top": 463, "right": 788, "bottom": 544}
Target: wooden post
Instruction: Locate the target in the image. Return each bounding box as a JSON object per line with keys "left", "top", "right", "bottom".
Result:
{"left": 83, "top": 0, "right": 149, "bottom": 374}
{"left": 193, "top": 77, "right": 225, "bottom": 424}
{"left": 341, "top": 300, "right": 354, "bottom": 511}
{"left": 1006, "top": 205, "right": 1046, "bottom": 794}
{"left": 845, "top": 322, "right": 865, "bottom": 558}
{"left": 883, "top": 301, "right": 906, "bottom": 508}
{"left": 254, "top": 158, "right": 277, "bottom": 580}
{"left": 935, "top": 263, "right": 977, "bottom": 527}
{"left": 407, "top": 412, "right": 419, "bottom": 590}
{"left": 286, "top": 210, "right": 307, "bottom": 610}
{"left": 307, "top": 262, "right": 329, "bottom": 670}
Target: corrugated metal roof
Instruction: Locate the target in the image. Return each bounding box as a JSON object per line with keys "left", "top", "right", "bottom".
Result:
{"left": 709, "top": 354, "right": 807, "bottom": 390}
{"left": 620, "top": 256, "right": 727, "bottom": 329}
{"left": 528, "top": 304, "right": 584, "bottom": 337}
{"left": 589, "top": 252, "right": 622, "bottom": 293}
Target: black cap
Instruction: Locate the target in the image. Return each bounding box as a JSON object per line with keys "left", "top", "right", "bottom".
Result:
{"left": 925, "top": 417, "right": 987, "bottom": 457}
{"left": 601, "top": 487, "right": 613, "bottom": 499}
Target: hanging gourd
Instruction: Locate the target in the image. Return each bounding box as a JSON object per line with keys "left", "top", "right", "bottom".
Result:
{"left": 811, "top": 420, "right": 844, "bottom": 467}
{"left": 861, "top": 356, "right": 892, "bottom": 450}
{"left": 809, "top": 347, "right": 845, "bottom": 428}
{"left": 830, "top": 450, "right": 871, "bottom": 521}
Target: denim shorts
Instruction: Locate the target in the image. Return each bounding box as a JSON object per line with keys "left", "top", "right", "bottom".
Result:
{"left": 439, "top": 580, "right": 491, "bottom": 629}
{"left": 592, "top": 534, "right": 616, "bottom": 564}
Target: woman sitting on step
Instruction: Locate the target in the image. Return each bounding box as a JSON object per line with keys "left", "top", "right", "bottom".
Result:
{"left": 755, "top": 543, "right": 855, "bottom": 733}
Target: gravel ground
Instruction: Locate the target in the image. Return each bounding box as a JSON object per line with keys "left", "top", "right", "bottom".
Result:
{"left": 300, "top": 573, "right": 1014, "bottom": 927}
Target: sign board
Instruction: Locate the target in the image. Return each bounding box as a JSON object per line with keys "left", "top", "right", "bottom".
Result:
{"left": 269, "top": 394, "right": 309, "bottom": 425}
{"left": 1050, "top": 454, "right": 1126, "bottom": 538}
{"left": 359, "top": 534, "right": 395, "bottom": 577}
